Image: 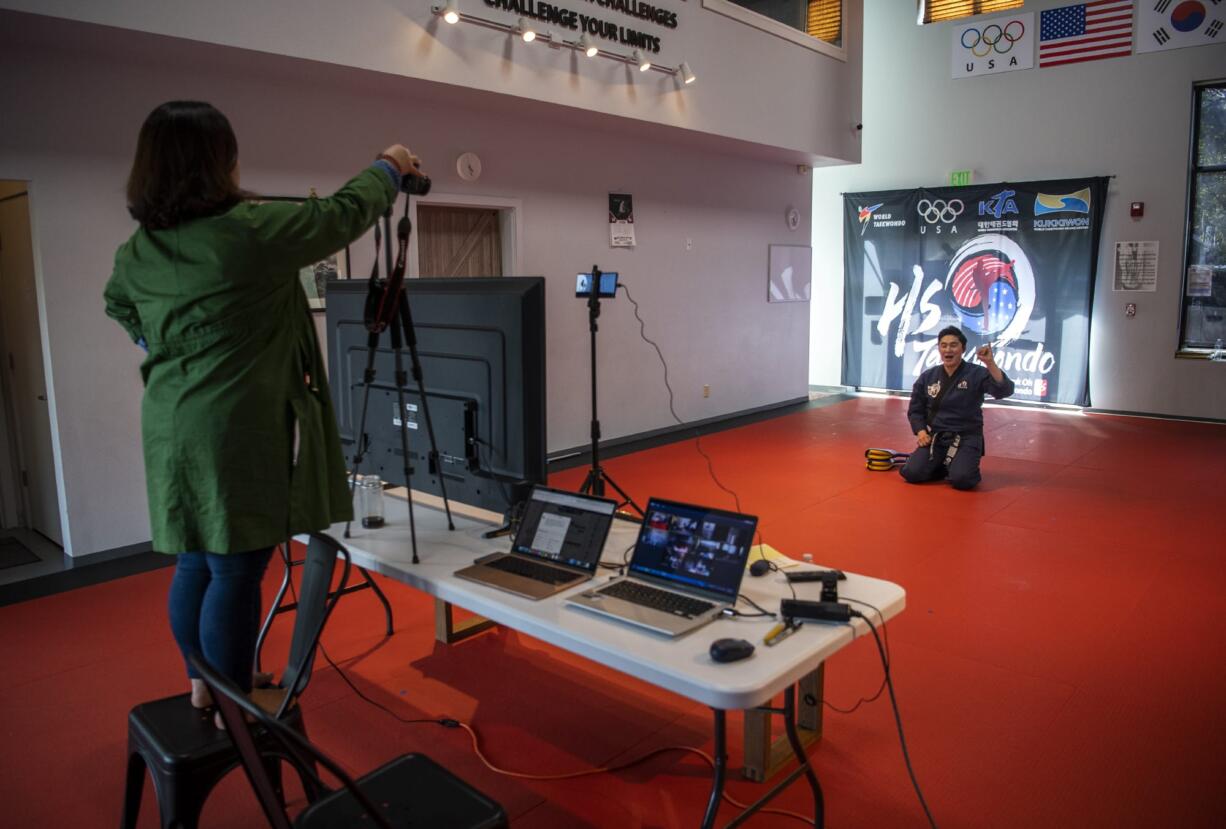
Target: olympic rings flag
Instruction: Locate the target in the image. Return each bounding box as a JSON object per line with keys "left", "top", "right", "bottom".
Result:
{"left": 842, "top": 178, "right": 1110, "bottom": 406}
{"left": 952, "top": 12, "right": 1034, "bottom": 78}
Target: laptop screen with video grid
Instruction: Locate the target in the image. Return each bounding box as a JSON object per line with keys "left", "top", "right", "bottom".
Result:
{"left": 629, "top": 498, "right": 757, "bottom": 600}
{"left": 510, "top": 487, "right": 615, "bottom": 573}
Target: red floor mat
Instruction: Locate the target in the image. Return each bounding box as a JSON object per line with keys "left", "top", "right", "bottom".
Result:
{"left": 2, "top": 397, "right": 1224, "bottom": 827}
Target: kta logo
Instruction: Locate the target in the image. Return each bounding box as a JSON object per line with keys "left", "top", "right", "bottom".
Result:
{"left": 978, "top": 189, "right": 1019, "bottom": 219}
{"left": 1034, "top": 188, "right": 1091, "bottom": 216}
{"left": 857, "top": 203, "right": 884, "bottom": 236}
{"left": 944, "top": 235, "right": 1035, "bottom": 343}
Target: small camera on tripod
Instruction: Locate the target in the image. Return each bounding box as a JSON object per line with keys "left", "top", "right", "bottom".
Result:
{"left": 575, "top": 271, "right": 618, "bottom": 298}
{"left": 402, "top": 172, "right": 432, "bottom": 196}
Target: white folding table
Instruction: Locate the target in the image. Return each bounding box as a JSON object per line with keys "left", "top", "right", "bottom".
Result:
{"left": 303, "top": 494, "right": 906, "bottom": 828}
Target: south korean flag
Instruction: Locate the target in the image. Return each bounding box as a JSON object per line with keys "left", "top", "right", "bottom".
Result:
{"left": 1137, "top": 0, "right": 1225, "bottom": 53}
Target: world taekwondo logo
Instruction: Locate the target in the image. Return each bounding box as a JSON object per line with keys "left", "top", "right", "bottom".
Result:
{"left": 1033, "top": 187, "right": 1091, "bottom": 231}
{"left": 944, "top": 234, "right": 1035, "bottom": 342}
{"left": 857, "top": 203, "right": 905, "bottom": 235}
{"left": 858, "top": 203, "right": 883, "bottom": 235}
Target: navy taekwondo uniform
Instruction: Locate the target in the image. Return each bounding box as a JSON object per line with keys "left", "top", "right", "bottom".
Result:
{"left": 900, "top": 360, "right": 1014, "bottom": 490}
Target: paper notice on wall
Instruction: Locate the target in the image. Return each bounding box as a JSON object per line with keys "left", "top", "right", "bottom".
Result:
{"left": 1113, "top": 241, "right": 1159, "bottom": 292}
{"left": 1187, "top": 265, "right": 1213, "bottom": 297}
{"left": 609, "top": 193, "right": 635, "bottom": 247}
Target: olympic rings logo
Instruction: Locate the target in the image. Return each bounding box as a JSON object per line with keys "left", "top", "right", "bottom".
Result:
{"left": 960, "top": 19, "right": 1025, "bottom": 56}
{"left": 917, "top": 199, "right": 964, "bottom": 224}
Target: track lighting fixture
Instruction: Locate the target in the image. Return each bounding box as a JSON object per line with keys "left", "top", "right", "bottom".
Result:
{"left": 427, "top": 8, "right": 694, "bottom": 87}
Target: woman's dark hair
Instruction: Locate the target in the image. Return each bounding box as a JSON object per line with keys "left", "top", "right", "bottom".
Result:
{"left": 937, "top": 325, "right": 967, "bottom": 348}
{"left": 126, "top": 101, "right": 243, "bottom": 230}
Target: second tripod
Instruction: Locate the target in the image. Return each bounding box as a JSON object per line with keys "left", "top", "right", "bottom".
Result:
{"left": 577, "top": 266, "right": 644, "bottom": 518}
{"left": 345, "top": 192, "right": 455, "bottom": 562}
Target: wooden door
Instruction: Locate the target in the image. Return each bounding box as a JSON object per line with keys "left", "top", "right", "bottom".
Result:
{"left": 417, "top": 205, "right": 503, "bottom": 278}
{"left": 0, "top": 186, "right": 61, "bottom": 543}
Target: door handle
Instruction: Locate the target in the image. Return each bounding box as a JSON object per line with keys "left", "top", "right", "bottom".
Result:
{"left": 37, "top": 394, "right": 46, "bottom": 401}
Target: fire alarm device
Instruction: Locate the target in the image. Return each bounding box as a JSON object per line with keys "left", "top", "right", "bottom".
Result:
{"left": 1130, "top": 201, "right": 1144, "bottom": 218}
{"left": 1125, "top": 303, "right": 1137, "bottom": 318}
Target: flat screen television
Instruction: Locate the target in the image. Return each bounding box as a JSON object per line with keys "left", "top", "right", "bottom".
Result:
{"left": 325, "top": 277, "right": 546, "bottom": 514}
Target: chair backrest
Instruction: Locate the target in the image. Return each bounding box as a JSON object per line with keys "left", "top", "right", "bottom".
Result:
{"left": 276, "top": 533, "right": 351, "bottom": 718}
{"left": 191, "top": 654, "right": 394, "bottom": 829}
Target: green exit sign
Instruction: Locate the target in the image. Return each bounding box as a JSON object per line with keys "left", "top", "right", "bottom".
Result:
{"left": 950, "top": 170, "right": 973, "bottom": 186}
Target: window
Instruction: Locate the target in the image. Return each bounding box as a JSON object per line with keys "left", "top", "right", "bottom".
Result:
{"left": 1180, "top": 82, "right": 1226, "bottom": 353}
{"left": 918, "top": 0, "right": 1023, "bottom": 25}
{"left": 721, "top": 0, "right": 841, "bottom": 45}
{"left": 703, "top": 0, "right": 844, "bottom": 57}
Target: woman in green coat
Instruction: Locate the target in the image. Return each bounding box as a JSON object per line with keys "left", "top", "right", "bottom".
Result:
{"left": 104, "top": 100, "right": 420, "bottom": 712}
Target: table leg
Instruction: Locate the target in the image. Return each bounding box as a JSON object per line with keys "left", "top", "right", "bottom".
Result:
{"left": 742, "top": 662, "right": 824, "bottom": 781}
{"left": 701, "top": 709, "right": 727, "bottom": 829}
{"left": 719, "top": 685, "right": 826, "bottom": 829}
{"left": 434, "top": 598, "right": 497, "bottom": 644}
{"left": 783, "top": 685, "right": 823, "bottom": 828}
{"left": 359, "top": 566, "right": 396, "bottom": 636}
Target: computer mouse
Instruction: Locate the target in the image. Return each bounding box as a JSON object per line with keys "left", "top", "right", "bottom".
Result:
{"left": 748, "top": 559, "right": 772, "bottom": 578}
{"left": 710, "top": 637, "right": 755, "bottom": 663}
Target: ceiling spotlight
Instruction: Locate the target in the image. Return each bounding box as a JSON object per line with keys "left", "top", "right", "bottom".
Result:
{"left": 440, "top": 2, "right": 459, "bottom": 24}
{"left": 578, "top": 34, "right": 598, "bottom": 57}
{"left": 679, "top": 61, "right": 696, "bottom": 85}
{"left": 633, "top": 49, "right": 651, "bottom": 72}
{"left": 518, "top": 17, "right": 536, "bottom": 42}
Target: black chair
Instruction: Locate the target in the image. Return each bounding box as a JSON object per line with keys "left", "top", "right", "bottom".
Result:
{"left": 192, "top": 654, "right": 508, "bottom": 829}
{"left": 122, "top": 534, "right": 352, "bottom": 829}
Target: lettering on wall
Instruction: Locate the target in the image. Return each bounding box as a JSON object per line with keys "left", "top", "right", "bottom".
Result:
{"left": 484, "top": 0, "right": 679, "bottom": 54}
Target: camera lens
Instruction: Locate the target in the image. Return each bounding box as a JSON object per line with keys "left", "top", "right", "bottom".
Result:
{"left": 402, "top": 174, "right": 431, "bottom": 196}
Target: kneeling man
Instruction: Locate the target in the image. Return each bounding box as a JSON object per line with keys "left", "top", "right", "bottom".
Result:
{"left": 900, "top": 326, "right": 1014, "bottom": 490}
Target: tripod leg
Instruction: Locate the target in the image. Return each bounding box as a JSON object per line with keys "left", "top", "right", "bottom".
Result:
{"left": 599, "top": 470, "right": 644, "bottom": 518}
{"left": 398, "top": 290, "right": 455, "bottom": 530}
{"left": 345, "top": 332, "right": 381, "bottom": 539}
{"left": 388, "top": 324, "right": 420, "bottom": 564}
{"left": 579, "top": 466, "right": 604, "bottom": 497}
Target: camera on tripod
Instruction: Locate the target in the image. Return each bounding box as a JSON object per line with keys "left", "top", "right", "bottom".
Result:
{"left": 575, "top": 271, "right": 618, "bottom": 298}
{"left": 402, "top": 172, "right": 431, "bottom": 196}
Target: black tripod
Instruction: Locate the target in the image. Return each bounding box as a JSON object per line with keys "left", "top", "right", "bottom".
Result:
{"left": 578, "top": 266, "right": 644, "bottom": 517}
{"left": 344, "top": 194, "right": 455, "bottom": 562}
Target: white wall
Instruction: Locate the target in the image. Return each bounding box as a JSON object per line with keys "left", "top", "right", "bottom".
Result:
{"left": 0, "top": 0, "right": 863, "bottom": 165}
{"left": 0, "top": 13, "right": 815, "bottom": 554}
{"left": 810, "top": 0, "right": 1226, "bottom": 419}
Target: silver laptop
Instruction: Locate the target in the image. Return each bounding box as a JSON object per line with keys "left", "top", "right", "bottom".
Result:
{"left": 567, "top": 497, "right": 758, "bottom": 637}
{"left": 454, "top": 486, "right": 616, "bottom": 600}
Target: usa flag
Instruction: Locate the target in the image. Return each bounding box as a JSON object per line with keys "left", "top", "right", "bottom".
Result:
{"left": 1039, "top": 0, "right": 1134, "bottom": 67}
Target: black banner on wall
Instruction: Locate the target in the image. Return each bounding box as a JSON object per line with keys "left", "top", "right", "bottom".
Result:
{"left": 842, "top": 178, "right": 1108, "bottom": 406}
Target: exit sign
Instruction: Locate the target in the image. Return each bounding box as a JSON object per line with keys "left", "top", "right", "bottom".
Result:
{"left": 950, "top": 170, "right": 973, "bottom": 186}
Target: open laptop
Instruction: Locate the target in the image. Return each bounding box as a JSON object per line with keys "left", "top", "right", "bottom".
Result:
{"left": 567, "top": 497, "right": 758, "bottom": 637}
{"left": 454, "top": 486, "right": 617, "bottom": 600}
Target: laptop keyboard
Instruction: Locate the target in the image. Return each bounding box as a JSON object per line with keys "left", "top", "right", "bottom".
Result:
{"left": 598, "top": 580, "right": 715, "bottom": 618}
{"left": 485, "top": 555, "right": 579, "bottom": 585}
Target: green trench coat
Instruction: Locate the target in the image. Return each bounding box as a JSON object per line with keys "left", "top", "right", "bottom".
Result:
{"left": 103, "top": 167, "right": 395, "bottom": 554}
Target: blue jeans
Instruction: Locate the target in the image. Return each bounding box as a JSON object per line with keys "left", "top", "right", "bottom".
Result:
{"left": 168, "top": 548, "right": 274, "bottom": 693}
